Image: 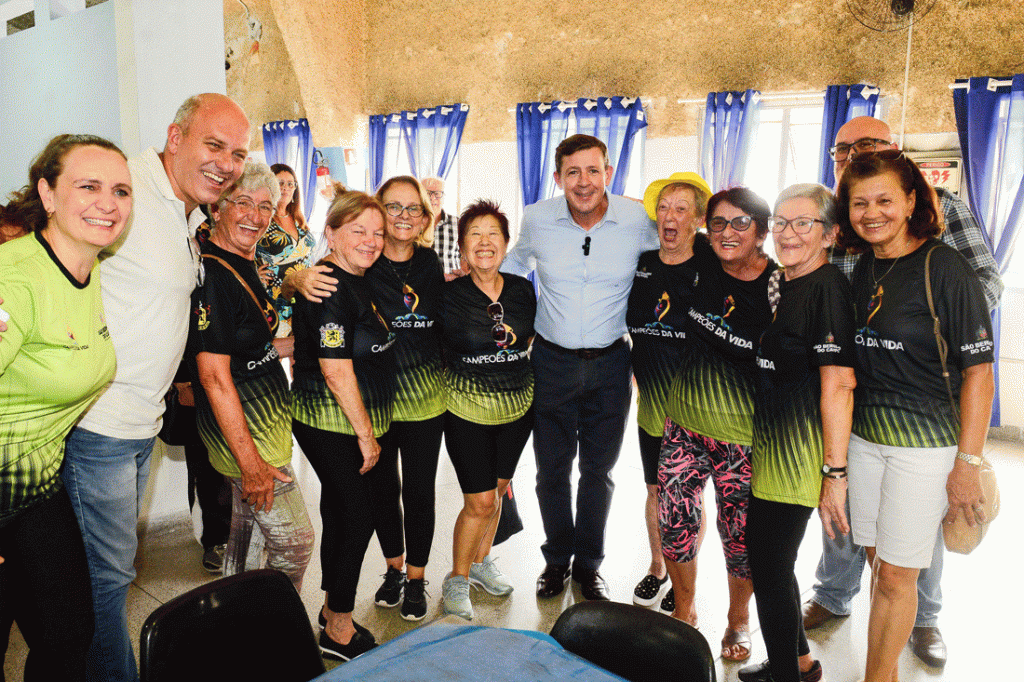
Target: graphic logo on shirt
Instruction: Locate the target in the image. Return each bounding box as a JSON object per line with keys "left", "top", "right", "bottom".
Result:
{"left": 855, "top": 284, "right": 905, "bottom": 350}
{"left": 320, "top": 323, "right": 344, "bottom": 348}
{"left": 977, "top": 325, "right": 988, "bottom": 340}
{"left": 638, "top": 292, "right": 678, "bottom": 336}
{"left": 961, "top": 326, "right": 995, "bottom": 356}
{"left": 262, "top": 299, "right": 279, "bottom": 331}
{"left": 372, "top": 302, "right": 397, "bottom": 346}
{"left": 704, "top": 294, "right": 735, "bottom": 331}
{"left": 195, "top": 303, "right": 211, "bottom": 331}
{"left": 392, "top": 284, "right": 429, "bottom": 327}
{"left": 495, "top": 324, "right": 518, "bottom": 351}
{"left": 635, "top": 266, "right": 652, "bottom": 279}
{"left": 815, "top": 331, "right": 842, "bottom": 355}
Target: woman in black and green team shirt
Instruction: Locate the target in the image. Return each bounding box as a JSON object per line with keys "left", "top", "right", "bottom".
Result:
{"left": 291, "top": 191, "right": 395, "bottom": 662}
{"left": 439, "top": 200, "right": 535, "bottom": 621}
{"left": 190, "top": 162, "right": 315, "bottom": 593}
{"left": 835, "top": 151, "right": 993, "bottom": 682}
{"left": 626, "top": 172, "right": 713, "bottom": 609}
{"left": 365, "top": 176, "right": 443, "bottom": 621}
{"left": 740, "top": 184, "right": 856, "bottom": 682}
{"left": 659, "top": 187, "right": 776, "bottom": 662}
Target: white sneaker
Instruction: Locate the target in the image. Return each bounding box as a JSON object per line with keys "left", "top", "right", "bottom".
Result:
{"left": 469, "top": 555, "right": 514, "bottom": 596}
{"left": 441, "top": 574, "right": 474, "bottom": 620}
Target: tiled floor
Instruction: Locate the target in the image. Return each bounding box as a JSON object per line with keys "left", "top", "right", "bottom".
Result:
{"left": 5, "top": 411, "right": 1022, "bottom": 681}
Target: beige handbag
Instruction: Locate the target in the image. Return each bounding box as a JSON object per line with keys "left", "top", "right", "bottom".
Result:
{"left": 924, "top": 245, "right": 1000, "bottom": 554}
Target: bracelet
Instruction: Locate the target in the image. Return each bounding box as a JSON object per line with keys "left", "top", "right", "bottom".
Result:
{"left": 824, "top": 472, "right": 848, "bottom": 480}
{"left": 955, "top": 451, "right": 983, "bottom": 466}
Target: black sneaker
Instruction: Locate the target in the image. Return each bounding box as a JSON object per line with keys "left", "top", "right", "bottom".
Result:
{"left": 659, "top": 586, "right": 675, "bottom": 614}
{"left": 739, "top": 659, "right": 822, "bottom": 682}
{"left": 318, "top": 628, "right": 377, "bottom": 661}
{"left": 374, "top": 566, "right": 406, "bottom": 607}
{"left": 201, "top": 544, "right": 226, "bottom": 574}
{"left": 401, "top": 578, "right": 429, "bottom": 621}
{"left": 633, "top": 573, "right": 669, "bottom": 607}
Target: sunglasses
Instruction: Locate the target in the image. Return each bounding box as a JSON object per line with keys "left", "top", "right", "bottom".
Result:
{"left": 708, "top": 215, "right": 754, "bottom": 233}
{"left": 487, "top": 301, "right": 507, "bottom": 346}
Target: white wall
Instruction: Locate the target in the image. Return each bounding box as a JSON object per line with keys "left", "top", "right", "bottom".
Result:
{"left": 1, "top": 0, "right": 230, "bottom": 526}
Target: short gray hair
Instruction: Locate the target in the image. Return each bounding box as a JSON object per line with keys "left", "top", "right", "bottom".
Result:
{"left": 774, "top": 183, "right": 837, "bottom": 228}
{"left": 219, "top": 160, "right": 280, "bottom": 208}
{"left": 171, "top": 95, "right": 204, "bottom": 137}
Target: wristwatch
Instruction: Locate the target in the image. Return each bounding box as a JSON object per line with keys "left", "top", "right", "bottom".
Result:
{"left": 955, "top": 451, "right": 983, "bottom": 466}
{"left": 821, "top": 463, "right": 847, "bottom": 476}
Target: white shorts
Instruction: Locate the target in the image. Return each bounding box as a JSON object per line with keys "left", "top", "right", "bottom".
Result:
{"left": 847, "top": 433, "right": 956, "bottom": 568}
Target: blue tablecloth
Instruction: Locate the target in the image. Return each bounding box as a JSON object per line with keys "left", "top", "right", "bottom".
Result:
{"left": 314, "top": 623, "right": 626, "bottom": 681}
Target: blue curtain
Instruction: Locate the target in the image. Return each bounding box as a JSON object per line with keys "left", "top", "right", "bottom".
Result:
{"left": 515, "top": 101, "right": 573, "bottom": 205}
{"left": 700, "top": 90, "right": 762, "bottom": 191}
{"left": 369, "top": 104, "right": 469, "bottom": 190}
{"left": 399, "top": 104, "right": 469, "bottom": 180}
{"left": 261, "top": 119, "right": 316, "bottom": 221}
{"left": 515, "top": 97, "right": 647, "bottom": 206}
{"left": 574, "top": 97, "right": 649, "bottom": 196}
{"left": 368, "top": 113, "right": 401, "bottom": 191}
{"left": 953, "top": 74, "right": 1024, "bottom": 426}
{"left": 818, "top": 84, "right": 880, "bottom": 188}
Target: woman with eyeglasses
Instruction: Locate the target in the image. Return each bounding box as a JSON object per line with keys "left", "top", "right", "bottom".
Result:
{"left": 738, "top": 184, "right": 856, "bottom": 682}
{"left": 438, "top": 200, "right": 535, "bottom": 620}
{"left": 625, "top": 172, "right": 714, "bottom": 611}
{"left": 659, "top": 187, "right": 776, "bottom": 662}
{"left": 188, "top": 161, "right": 314, "bottom": 592}
{"left": 363, "top": 176, "right": 444, "bottom": 621}
{"left": 255, "top": 163, "right": 315, "bottom": 339}
{"left": 0, "top": 134, "right": 132, "bottom": 679}
{"left": 291, "top": 190, "right": 395, "bottom": 660}
{"left": 835, "top": 152, "right": 993, "bottom": 682}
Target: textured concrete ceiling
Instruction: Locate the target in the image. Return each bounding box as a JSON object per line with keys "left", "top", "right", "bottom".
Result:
{"left": 225, "top": 0, "right": 1024, "bottom": 148}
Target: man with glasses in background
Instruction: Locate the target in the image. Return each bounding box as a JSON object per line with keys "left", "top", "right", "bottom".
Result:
{"left": 804, "top": 115, "right": 1002, "bottom": 670}
{"left": 503, "top": 134, "right": 658, "bottom": 602}
{"left": 422, "top": 176, "right": 466, "bottom": 280}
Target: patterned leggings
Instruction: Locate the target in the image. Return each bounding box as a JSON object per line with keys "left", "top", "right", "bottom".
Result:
{"left": 657, "top": 419, "right": 752, "bottom": 578}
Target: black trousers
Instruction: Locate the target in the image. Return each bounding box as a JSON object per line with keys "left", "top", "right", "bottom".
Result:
{"left": 370, "top": 415, "right": 444, "bottom": 567}
{"left": 294, "top": 420, "right": 396, "bottom": 613}
{"left": 0, "top": 488, "right": 94, "bottom": 682}
{"left": 746, "top": 495, "right": 814, "bottom": 682}
{"left": 184, "top": 441, "right": 231, "bottom": 549}
{"left": 531, "top": 340, "right": 632, "bottom": 570}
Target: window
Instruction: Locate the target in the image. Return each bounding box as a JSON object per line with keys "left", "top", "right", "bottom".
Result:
{"left": 743, "top": 101, "right": 824, "bottom": 203}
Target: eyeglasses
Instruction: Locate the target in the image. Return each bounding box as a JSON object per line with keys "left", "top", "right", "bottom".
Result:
{"left": 427, "top": 190, "right": 444, "bottom": 200}
{"left": 829, "top": 137, "right": 893, "bottom": 161}
{"left": 487, "top": 301, "right": 507, "bottom": 346}
{"left": 384, "top": 202, "right": 425, "bottom": 218}
{"left": 225, "top": 196, "right": 275, "bottom": 218}
{"left": 768, "top": 216, "right": 825, "bottom": 234}
{"left": 708, "top": 215, "right": 754, "bottom": 233}
{"left": 278, "top": 180, "right": 297, "bottom": 189}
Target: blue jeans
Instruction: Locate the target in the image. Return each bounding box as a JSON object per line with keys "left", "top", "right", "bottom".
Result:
{"left": 811, "top": 497, "right": 943, "bottom": 627}
{"left": 62, "top": 427, "right": 154, "bottom": 682}
{"left": 532, "top": 339, "right": 632, "bottom": 570}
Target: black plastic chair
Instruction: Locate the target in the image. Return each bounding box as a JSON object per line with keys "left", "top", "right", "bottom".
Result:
{"left": 550, "top": 601, "right": 716, "bottom": 682}
{"left": 140, "top": 569, "right": 326, "bottom": 682}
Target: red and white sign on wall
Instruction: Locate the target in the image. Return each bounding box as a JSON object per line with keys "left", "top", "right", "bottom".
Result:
{"left": 916, "top": 158, "right": 962, "bottom": 194}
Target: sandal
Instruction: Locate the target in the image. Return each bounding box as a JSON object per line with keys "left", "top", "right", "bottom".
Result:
{"left": 722, "top": 627, "right": 752, "bottom": 662}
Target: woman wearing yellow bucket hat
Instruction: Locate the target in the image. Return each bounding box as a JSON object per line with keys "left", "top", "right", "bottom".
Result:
{"left": 626, "top": 171, "right": 713, "bottom": 608}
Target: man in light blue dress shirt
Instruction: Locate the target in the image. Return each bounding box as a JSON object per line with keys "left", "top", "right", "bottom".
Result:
{"left": 503, "top": 134, "right": 658, "bottom": 600}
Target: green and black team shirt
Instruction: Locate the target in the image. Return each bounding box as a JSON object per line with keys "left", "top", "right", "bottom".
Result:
{"left": 188, "top": 241, "right": 290, "bottom": 478}
{"left": 441, "top": 274, "right": 535, "bottom": 426}
{"left": 627, "top": 237, "right": 717, "bottom": 438}
{"left": 366, "top": 247, "right": 445, "bottom": 422}
{"left": 850, "top": 239, "right": 994, "bottom": 448}
{"left": 666, "top": 256, "right": 777, "bottom": 446}
{"left": 0, "top": 232, "right": 115, "bottom": 524}
{"left": 292, "top": 260, "right": 396, "bottom": 437}
{"left": 753, "top": 263, "right": 855, "bottom": 507}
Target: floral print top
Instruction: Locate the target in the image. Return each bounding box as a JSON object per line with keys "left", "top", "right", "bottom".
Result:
{"left": 255, "top": 218, "right": 316, "bottom": 337}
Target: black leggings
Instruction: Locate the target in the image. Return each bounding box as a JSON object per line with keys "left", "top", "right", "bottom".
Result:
{"left": 294, "top": 420, "right": 396, "bottom": 613}
{"left": 445, "top": 409, "right": 533, "bottom": 494}
{"left": 371, "top": 415, "right": 444, "bottom": 567}
{"left": 746, "top": 495, "right": 814, "bottom": 682}
{"left": 0, "top": 487, "right": 94, "bottom": 681}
